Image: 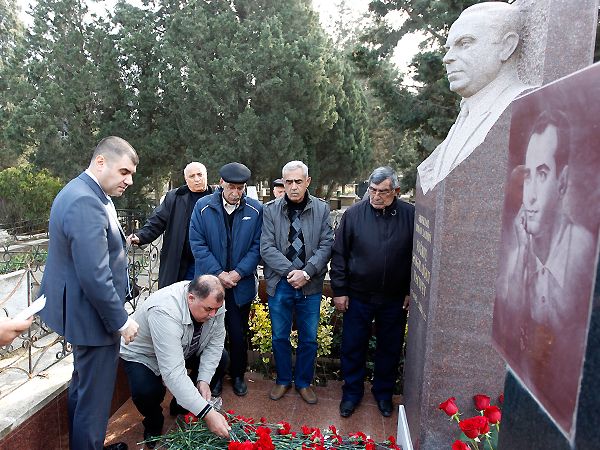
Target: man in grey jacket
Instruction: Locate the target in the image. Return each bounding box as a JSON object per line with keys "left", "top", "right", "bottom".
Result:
{"left": 120, "top": 275, "right": 230, "bottom": 447}
{"left": 260, "top": 161, "right": 334, "bottom": 404}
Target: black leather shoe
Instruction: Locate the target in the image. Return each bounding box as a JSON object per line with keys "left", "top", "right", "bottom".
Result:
{"left": 143, "top": 430, "right": 160, "bottom": 449}
{"left": 339, "top": 399, "right": 356, "bottom": 417}
{"left": 377, "top": 399, "right": 394, "bottom": 417}
{"left": 103, "top": 443, "right": 128, "bottom": 450}
{"left": 232, "top": 376, "right": 248, "bottom": 396}
{"left": 169, "top": 397, "right": 188, "bottom": 416}
{"left": 211, "top": 379, "right": 223, "bottom": 396}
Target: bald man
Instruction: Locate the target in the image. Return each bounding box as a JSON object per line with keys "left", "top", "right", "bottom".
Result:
{"left": 129, "top": 162, "right": 214, "bottom": 288}
{"left": 418, "top": 1, "right": 532, "bottom": 193}
{"left": 40, "top": 136, "right": 140, "bottom": 450}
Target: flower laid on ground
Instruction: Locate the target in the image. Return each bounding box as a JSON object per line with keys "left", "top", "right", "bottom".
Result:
{"left": 149, "top": 409, "right": 400, "bottom": 450}
{"left": 438, "top": 394, "right": 502, "bottom": 450}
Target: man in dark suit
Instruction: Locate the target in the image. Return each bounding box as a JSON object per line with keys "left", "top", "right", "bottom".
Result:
{"left": 40, "top": 136, "right": 140, "bottom": 450}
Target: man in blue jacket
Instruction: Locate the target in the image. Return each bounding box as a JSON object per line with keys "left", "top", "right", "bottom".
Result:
{"left": 189, "top": 162, "right": 262, "bottom": 397}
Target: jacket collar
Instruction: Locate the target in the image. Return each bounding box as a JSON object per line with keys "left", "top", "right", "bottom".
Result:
{"left": 79, "top": 172, "right": 110, "bottom": 206}
{"left": 175, "top": 184, "right": 214, "bottom": 196}
{"left": 280, "top": 190, "right": 313, "bottom": 213}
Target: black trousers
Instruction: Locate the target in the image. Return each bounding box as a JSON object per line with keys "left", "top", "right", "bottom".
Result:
{"left": 224, "top": 289, "right": 251, "bottom": 378}
{"left": 340, "top": 299, "right": 408, "bottom": 403}
{"left": 121, "top": 349, "right": 228, "bottom": 434}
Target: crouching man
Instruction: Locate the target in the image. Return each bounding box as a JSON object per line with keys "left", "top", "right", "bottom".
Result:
{"left": 119, "top": 275, "right": 230, "bottom": 447}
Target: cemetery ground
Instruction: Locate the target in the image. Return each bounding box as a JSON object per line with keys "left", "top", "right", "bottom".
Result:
{"left": 104, "top": 370, "right": 403, "bottom": 449}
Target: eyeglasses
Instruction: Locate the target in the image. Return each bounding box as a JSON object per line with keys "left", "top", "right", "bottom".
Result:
{"left": 368, "top": 186, "right": 392, "bottom": 196}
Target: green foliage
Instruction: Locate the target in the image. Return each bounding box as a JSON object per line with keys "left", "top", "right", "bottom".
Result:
{"left": 249, "top": 296, "right": 336, "bottom": 362}
{"left": 0, "top": 249, "right": 47, "bottom": 274}
{"left": 0, "top": 0, "right": 371, "bottom": 205}
{"left": 0, "top": 166, "right": 64, "bottom": 223}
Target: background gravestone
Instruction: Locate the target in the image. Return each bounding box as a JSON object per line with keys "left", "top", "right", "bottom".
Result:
{"left": 402, "top": 1, "right": 599, "bottom": 449}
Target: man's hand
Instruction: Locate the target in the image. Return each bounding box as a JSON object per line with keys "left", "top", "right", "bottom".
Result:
{"left": 333, "top": 296, "right": 349, "bottom": 313}
{"left": 0, "top": 316, "right": 34, "bottom": 346}
{"left": 217, "top": 271, "right": 238, "bottom": 289}
{"left": 197, "top": 380, "right": 211, "bottom": 401}
{"left": 513, "top": 205, "right": 529, "bottom": 249}
{"left": 126, "top": 234, "right": 139, "bottom": 247}
{"left": 204, "top": 409, "right": 231, "bottom": 438}
{"left": 229, "top": 270, "right": 242, "bottom": 284}
{"left": 120, "top": 319, "right": 139, "bottom": 345}
{"left": 403, "top": 295, "right": 410, "bottom": 311}
{"left": 287, "top": 270, "right": 307, "bottom": 289}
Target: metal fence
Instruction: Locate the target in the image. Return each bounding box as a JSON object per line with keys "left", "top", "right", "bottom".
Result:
{"left": 0, "top": 211, "right": 158, "bottom": 398}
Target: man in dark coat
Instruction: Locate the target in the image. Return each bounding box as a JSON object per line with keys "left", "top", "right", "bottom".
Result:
{"left": 330, "top": 166, "right": 414, "bottom": 419}
{"left": 129, "top": 162, "right": 213, "bottom": 288}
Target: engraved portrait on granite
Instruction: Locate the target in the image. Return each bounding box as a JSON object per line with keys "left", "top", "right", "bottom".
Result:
{"left": 492, "top": 63, "right": 600, "bottom": 438}
{"left": 418, "top": 2, "right": 532, "bottom": 194}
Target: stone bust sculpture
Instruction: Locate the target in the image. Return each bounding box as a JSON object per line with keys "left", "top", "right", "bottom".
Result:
{"left": 418, "top": 2, "right": 532, "bottom": 194}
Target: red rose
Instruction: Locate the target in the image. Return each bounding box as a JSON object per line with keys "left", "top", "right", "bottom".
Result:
{"left": 484, "top": 405, "right": 502, "bottom": 424}
{"left": 459, "top": 416, "right": 489, "bottom": 439}
{"left": 474, "top": 395, "right": 490, "bottom": 411}
{"left": 499, "top": 394, "right": 504, "bottom": 404}
{"left": 438, "top": 397, "right": 458, "bottom": 416}
{"left": 452, "top": 441, "right": 470, "bottom": 450}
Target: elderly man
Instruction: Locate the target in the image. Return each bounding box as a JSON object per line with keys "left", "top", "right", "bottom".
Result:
{"left": 418, "top": 2, "right": 531, "bottom": 193}
{"left": 260, "top": 161, "right": 334, "bottom": 404}
{"left": 129, "top": 162, "right": 213, "bottom": 288}
{"left": 189, "top": 163, "right": 262, "bottom": 397}
{"left": 272, "top": 178, "right": 285, "bottom": 199}
{"left": 120, "top": 275, "right": 230, "bottom": 448}
{"left": 330, "top": 167, "right": 414, "bottom": 418}
{"left": 39, "top": 137, "right": 140, "bottom": 450}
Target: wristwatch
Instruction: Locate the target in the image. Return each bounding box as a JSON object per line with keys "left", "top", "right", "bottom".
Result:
{"left": 302, "top": 270, "right": 311, "bottom": 281}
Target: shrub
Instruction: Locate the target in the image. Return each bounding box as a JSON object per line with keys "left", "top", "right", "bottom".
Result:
{"left": 0, "top": 166, "right": 64, "bottom": 224}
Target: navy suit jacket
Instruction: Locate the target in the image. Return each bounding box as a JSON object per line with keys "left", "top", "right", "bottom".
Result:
{"left": 40, "top": 172, "right": 129, "bottom": 346}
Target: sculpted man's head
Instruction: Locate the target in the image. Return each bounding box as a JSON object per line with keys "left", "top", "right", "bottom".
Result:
{"left": 368, "top": 166, "right": 401, "bottom": 210}
{"left": 444, "top": 1, "right": 522, "bottom": 98}
{"left": 187, "top": 274, "right": 225, "bottom": 322}
{"left": 523, "top": 110, "right": 571, "bottom": 239}
{"left": 184, "top": 162, "right": 207, "bottom": 193}
{"left": 89, "top": 136, "right": 138, "bottom": 197}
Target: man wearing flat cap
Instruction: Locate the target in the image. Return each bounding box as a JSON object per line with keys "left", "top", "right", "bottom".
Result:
{"left": 189, "top": 162, "right": 263, "bottom": 396}
{"left": 272, "top": 179, "right": 285, "bottom": 199}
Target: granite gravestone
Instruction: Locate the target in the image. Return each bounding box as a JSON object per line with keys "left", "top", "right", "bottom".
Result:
{"left": 402, "top": 1, "right": 599, "bottom": 449}
{"left": 493, "top": 62, "right": 600, "bottom": 449}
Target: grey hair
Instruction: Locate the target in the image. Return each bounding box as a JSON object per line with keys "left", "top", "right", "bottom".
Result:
{"left": 184, "top": 162, "right": 207, "bottom": 178}
{"left": 369, "top": 166, "right": 399, "bottom": 190}
{"left": 282, "top": 160, "right": 309, "bottom": 179}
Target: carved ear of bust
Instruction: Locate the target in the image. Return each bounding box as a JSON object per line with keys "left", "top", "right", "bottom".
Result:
{"left": 500, "top": 31, "right": 520, "bottom": 62}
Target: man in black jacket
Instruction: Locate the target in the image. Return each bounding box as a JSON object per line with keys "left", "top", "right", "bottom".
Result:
{"left": 330, "top": 166, "right": 414, "bottom": 418}
{"left": 129, "top": 162, "right": 213, "bottom": 289}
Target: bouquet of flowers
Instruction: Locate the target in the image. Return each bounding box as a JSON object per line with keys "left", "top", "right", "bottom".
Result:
{"left": 438, "top": 394, "right": 503, "bottom": 450}
{"left": 145, "top": 409, "right": 402, "bottom": 450}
